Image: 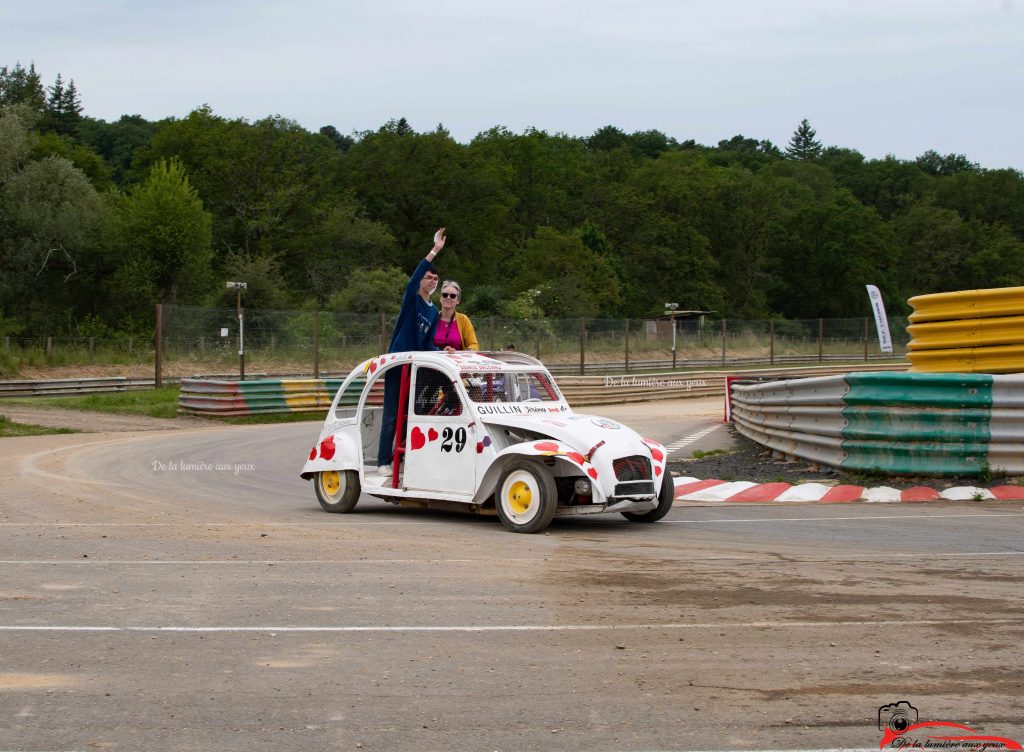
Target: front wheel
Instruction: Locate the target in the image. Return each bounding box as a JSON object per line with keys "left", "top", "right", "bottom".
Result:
{"left": 621, "top": 475, "right": 675, "bottom": 523}
{"left": 315, "top": 470, "right": 360, "bottom": 513}
{"left": 494, "top": 461, "right": 558, "bottom": 534}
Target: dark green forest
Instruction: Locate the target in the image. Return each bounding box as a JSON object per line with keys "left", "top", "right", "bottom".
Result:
{"left": 3, "top": 61, "right": 1023, "bottom": 340}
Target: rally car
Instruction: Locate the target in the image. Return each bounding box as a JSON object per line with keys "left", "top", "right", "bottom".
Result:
{"left": 300, "top": 350, "right": 674, "bottom": 533}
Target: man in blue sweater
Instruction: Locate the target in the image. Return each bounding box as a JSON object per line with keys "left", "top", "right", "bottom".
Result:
{"left": 376, "top": 228, "right": 446, "bottom": 477}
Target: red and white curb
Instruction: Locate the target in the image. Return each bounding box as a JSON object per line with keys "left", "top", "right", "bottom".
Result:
{"left": 672, "top": 476, "right": 1024, "bottom": 504}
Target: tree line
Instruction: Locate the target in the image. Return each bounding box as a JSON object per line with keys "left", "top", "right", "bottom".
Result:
{"left": 2, "top": 61, "right": 1023, "bottom": 342}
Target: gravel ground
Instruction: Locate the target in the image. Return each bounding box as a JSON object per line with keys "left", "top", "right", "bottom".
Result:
{"left": 668, "top": 426, "right": 1019, "bottom": 490}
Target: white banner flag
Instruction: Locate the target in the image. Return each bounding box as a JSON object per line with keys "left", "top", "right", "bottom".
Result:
{"left": 865, "top": 284, "right": 893, "bottom": 353}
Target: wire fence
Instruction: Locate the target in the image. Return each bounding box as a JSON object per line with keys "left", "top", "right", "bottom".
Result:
{"left": 1, "top": 305, "right": 911, "bottom": 381}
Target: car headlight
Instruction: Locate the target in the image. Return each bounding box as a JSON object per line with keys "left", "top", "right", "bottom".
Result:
{"left": 574, "top": 479, "right": 592, "bottom": 496}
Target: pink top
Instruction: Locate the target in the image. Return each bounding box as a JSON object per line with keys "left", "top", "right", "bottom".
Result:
{"left": 434, "top": 316, "right": 463, "bottom": 350}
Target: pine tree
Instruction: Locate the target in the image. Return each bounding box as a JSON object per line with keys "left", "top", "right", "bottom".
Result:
{"left": 0, "top": 62, "right": 46, "bottom": 112}
{"left": 45, "top": 73, "right": 82, "bottom": 136}
{"left": 785, "top": 118, "right": 822, "bottom": 161}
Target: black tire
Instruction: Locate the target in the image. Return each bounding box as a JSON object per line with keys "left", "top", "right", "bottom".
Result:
{"left": 494, "top": 461, "right": 558, "bottom": 534}
{"left": 620, "top": 474, "right": 674, "bottom": 523}
{"left": 314, "top": 470, "right": 360, "bottom": 513}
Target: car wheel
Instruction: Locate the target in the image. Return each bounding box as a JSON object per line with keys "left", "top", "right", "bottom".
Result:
{"left": 495, "top": 461, "right": 558, "bottom": 534}
{"left": 315, "top": 470, "right": 360, "bottom": 513}
{"left": 621, "top": 475, "right": 674, "bottom": 523}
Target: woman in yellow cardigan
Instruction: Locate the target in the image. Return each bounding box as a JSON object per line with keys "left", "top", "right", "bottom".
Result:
{"left": 432, "top": 280, "right": 479, "bottom": 351}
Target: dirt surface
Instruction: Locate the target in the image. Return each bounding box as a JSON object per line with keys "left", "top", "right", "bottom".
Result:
{"left": 1, "top": 423, "right": 1022, "bottom": 751}
{"left": 0, "top": 404, "right": 214, "bottom": 432}
{"left": 671, "top": 427, "right": 1019, "bottom": 489}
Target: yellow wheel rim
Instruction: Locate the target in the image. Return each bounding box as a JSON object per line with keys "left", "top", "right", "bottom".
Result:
{"left": 322, "top": 471, "right": 341, "bottom": 497}
{"left": 508, "top": 480, "right": 532, "bottom": 515}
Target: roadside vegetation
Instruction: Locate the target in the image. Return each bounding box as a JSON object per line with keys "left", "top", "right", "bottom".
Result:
{"left": 0, "top": 414, "right": 77, "bottom": 437}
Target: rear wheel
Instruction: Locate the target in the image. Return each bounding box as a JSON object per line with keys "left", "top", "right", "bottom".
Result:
{"left": 495, "top": 461, "right": 558, "bottom": 534}
{"left": 621, "top": 475, "right": 674, "bottom": 523}
{"left": 315, "top": 470, "right": 360, "bottom": 513}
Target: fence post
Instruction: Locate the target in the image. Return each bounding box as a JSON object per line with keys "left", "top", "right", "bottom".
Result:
{"left": 379, "top": 312, "right": 386, "bottom": 353}
{"left": 313, "top": 310, "right": 320, "bottom": 379}
{"left": 46, "top": 336, "right": 53, "bottom": 358}
{"left": 88, "top": 337, "right": 94, "bottom": 364}
{"left": 579, "top": 319, "right": 586, "bottom": 375}
{"left": 489, "top": 317, "right": 495, "bottom": 351}
{"left": 624, "top": 319, "right": 629, "bottom": 373}
{"left": 535, "top": 319, "right": 542, "bottom": 359}
{"left": 863, "top": 317, "right": 869, "bottom": 361}
{"left": 770, "top": 320, "right": 775, "bottom": 365}
{"left": 155, "top": 303, "right": 163, "bottom": 389}
{"left": 818, "top": 318, "right": 824, "bottom": 363}
{"left": 4, "top": 335, "right": 9, "bottom": 352}
{"left": 721, "top": 319, "right": 727, "bottom": 366}
{"left": 128, "top": 336, "right": 133, "bottom": 355}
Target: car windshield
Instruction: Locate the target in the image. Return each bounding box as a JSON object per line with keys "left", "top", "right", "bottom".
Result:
{"left": 461, "top": 370, "right": 561, "bottom": 403}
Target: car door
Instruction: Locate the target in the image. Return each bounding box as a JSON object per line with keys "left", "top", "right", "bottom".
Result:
{"left": 402, "top": 365, "right": 476, "bottom": 497}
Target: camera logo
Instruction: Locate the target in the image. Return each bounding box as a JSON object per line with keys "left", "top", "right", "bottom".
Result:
{"left": 879, "top": 701, "right": 919, "bottom": 734}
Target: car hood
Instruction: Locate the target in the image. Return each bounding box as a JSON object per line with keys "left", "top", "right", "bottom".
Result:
{"left": 477, "top": 410, "right": 651, "bottom": 458}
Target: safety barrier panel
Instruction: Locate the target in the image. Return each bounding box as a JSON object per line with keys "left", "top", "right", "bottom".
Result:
{"left": 906, "top": 286, "right": 1024, "bottom": 374}
{"left": 179, "top": 378, "right": 377, "bottom": 417}
{"left": 178, "top": 363, "right": 906, "bottom": 417}
{"left": 730, "top": 371, "right": 1024, "bottom": 476}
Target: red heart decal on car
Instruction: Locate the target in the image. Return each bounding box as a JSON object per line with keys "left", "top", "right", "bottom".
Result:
{"left": 655, "top": 465, "right": 662, "bottom": 476}
{"left": 428, "top": 427, "right": 439, "bottom": 441}
{"left": 587, "top": 467, "right": 598, "bottom": 480}
{"left": 368, "top": 361, "right": 377, "bottom": 374}
{"left": 534, "top": 441, "right": 560, "bottom": 453}
{"left": 565, "top": 451, "right": 585, "bottom": 465}
{"left": 309, "top": 447, "right": 317, "bottom": 461}
{"left": 650, "top": 447, "right": 664, "bottom": 462}
{"left": 319, "top": 436, "right": 336, "bottom": 461}
{"left": 410, "top": 427, "right": 426, "bottom": 450}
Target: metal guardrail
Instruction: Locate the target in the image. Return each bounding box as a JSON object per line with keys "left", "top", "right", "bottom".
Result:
{"left": 730, "top": 371, "right": 1024, "bottom": 476}
{"left": 176, "top": 363, "right": 907, "bottom": 416}
{"left": 0, "top": 377, "right": 156, "bottom": 397}
{"left": 907, "top": 286, "right": 1024, "bottom": 374}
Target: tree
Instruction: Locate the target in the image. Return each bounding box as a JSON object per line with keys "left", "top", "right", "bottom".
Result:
{"left": 44, "top": 73, "right": 83, "bottom": 136}
{"left": 328, "top": 267, "right": 409, "bottom": 314}
{"left": 286, "top": 193, "right": 398, "bottom": 306}
{"left": 914, "top": 150, "right": 978, "bottom": 177}
{"left": 506, "top": 227, "right": 620, "bottom": 317}
{"left": 785, "top": 119, "right": 822, "bottom": 161}
{"left": 77, "top": 114, "right": 159, "bottom": 187}
{"left": 0, "top": 104, "right": 103, "bottom": 331}
{"left": 105, "top": 158, "right": 214, "bottom": 313}
{"left": 0, "top": 62, "right": 45, "bottom": 112}
{"left": 142, "top": 107, "right": 340, "bottom": 257}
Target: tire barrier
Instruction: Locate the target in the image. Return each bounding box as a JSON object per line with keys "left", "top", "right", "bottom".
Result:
{"left": 907, "top": 286, "right": 1024, "bottom": 374}
{"left": 178, "top": 363, "right": 906, "bottom": 417}
{"left": 729, "top": 371, "right": 1024, "bottom": 476}
{"left": 179, "top": 377, "right": 382, "bottom": 417}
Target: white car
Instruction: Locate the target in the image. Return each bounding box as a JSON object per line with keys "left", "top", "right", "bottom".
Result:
{"left": 300, "top": 350, "right": 674, "bottom": 533}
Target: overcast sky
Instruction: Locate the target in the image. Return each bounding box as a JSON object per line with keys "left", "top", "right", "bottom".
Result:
{"left": 4, "top": 0, "right": 1022, "bottom": 169}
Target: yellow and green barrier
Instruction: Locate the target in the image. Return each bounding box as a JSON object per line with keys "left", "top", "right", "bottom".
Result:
{"left": 178, "top": 377, "right": 380, "bottom": 417}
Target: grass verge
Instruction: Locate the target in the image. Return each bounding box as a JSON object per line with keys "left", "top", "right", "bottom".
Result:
{"left": 0, "top": 415, "right": 77, "bottom": 437}
{"left": 4, "top": 386, "right": 181, "bottom": 419}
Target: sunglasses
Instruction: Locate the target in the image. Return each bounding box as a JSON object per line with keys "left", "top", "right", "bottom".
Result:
{"left": 440, "top": 292, "right": 459, "bottom": 300}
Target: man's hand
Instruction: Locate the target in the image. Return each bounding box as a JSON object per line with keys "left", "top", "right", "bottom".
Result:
{"left": 432, "top": 227, "right": 446, "bottom": 254}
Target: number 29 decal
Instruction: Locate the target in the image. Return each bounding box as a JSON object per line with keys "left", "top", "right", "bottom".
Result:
{"left": 441, "top": 427, "right": 467, "bottom": 453}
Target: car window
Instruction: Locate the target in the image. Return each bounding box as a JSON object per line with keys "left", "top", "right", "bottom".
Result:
{"left": 462, "top": 371, "right": 561, "bottom": 403}
{"left": 413, "top": 367, "right": 463, "bottom": 416}
{"left": 333, "top": 374, "right": 368, "bottom": 418}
